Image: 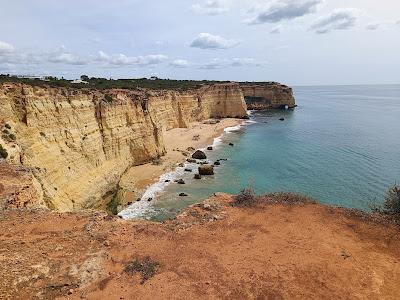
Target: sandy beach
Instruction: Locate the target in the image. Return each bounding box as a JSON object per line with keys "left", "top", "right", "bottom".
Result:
{"left": 118, "top": 118, "right": 243, "bottom": 204}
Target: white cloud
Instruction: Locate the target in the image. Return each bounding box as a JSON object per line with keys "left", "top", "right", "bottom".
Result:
{"left": 246, "top": 0, "right": 321, "bottom": 25}
{"left": 190, "top": 33, "right": 240, "bottom": 50}
{"left": 48, "top": 52, "right": 88, "bottom": 65}
{"left": 365, "top": 23, "right": 380, "bottom": 31}
{"left": 95, "top": 51, "right": 168, "bottom": 66}
{"left": 192, "top": 0, "right": 229, "bottom": 15}
{"left": 170, "top": 59, "right": 190, "bottom": 68}
{"left": 200, "top": 57, "right": 267, "bottom": 69}
{"left": 0, "top": 41, "right": 15, "bottom": 54}
{"left": 310, "top": 9, "right": 357, "bottom": 34}
{"left": 270, "top": 25, "right": 282, "bottom": 34}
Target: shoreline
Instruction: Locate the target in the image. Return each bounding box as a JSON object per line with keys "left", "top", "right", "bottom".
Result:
{"left": 118, "top": 117, "right": 246, "bottom": 218}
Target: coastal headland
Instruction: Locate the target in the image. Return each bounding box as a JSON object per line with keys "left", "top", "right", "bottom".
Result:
{"left": 0, "top": 78, "right": 294, "bottom": 212}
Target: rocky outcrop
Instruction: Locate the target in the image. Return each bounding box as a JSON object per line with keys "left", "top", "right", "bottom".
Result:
{"left": 0, "top": 82, "right": 247, "bottom": 211}
{"left": 240, "top": 83, "right": 295, "bottom": 110}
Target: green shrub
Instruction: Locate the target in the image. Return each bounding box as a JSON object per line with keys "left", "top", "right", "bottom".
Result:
{"left": 0, "top": 144, "right": 8, "bottom": 159}
{"left": 372, "top": 184, "right": 400, "bottom": 217}
{"left": 104, "top": 94, "right": 113, "bottom": 103}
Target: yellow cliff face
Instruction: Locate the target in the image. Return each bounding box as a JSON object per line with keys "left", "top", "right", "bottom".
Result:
{"left": 241, "top": 83, "right": 295, "bottom": 109}
{"left": 0, "top": 83, "right": 247, "bottom": 211}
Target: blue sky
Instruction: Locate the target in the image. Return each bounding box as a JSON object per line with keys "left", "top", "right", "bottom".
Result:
{"left": 0, "top": 0, "right": 399, "bottom": 85}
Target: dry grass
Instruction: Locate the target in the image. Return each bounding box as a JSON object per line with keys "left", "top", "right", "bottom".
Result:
{"left": 125, "top": 256, "right": 160, "bottom": 284}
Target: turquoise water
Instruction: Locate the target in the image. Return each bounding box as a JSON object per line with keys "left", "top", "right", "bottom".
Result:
{"left": 125, "top": 85, "right": 400, "bottom": 221}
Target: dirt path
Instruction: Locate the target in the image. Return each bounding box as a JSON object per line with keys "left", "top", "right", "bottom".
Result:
{"left": 0, "top": 194, "right": 399, "bottom": 299}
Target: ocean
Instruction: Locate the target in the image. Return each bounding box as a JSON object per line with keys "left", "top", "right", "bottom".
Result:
{"left": 120, "top": 84, "right": 400, "bottom": 221}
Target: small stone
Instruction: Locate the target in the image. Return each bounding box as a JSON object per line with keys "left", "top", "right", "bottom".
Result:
{"left": 186, "top": 158, "right": 196, "bottom": 163}
{"left": 177, "top": 179, "right": 185, "bottom": 185}
{"left": 147, "top": 198, "right": 153, "bottom": 202}
{"left": 279, "top": 117, "right": 285, "bottom": 121}
{"left": 165, "top": 179, "right": 170, "bottom": 183}
{"left": 214, "top": 161, "right": 221, "bottom": 166}
{"left": 68, "top": 289, "right": 74, "bottom": 295}
{"left": 198, "top": 164, "right": 214, "bottom": 175}
{"left": 229, "top": 143, "right": 234, "bottom": 146}
{"left": 194, "top": 174, "right": 201, "bottom": 180}
{"left": 136, "top": 198, "right": 141, "bottom": 202}
{"left": 207, "top": 146, "right": 213, "bottom": 151}
{"left": 184, "top": 168, "right": 192, "bottom": 172}
{"left": 104, "top": 240, "right": 110, "bottom": 247}
{"left": 179, "top": 193, "right": 188, "bottom": 197}
{"left": 178, "top": 163, "right": 185, "bottom": 167}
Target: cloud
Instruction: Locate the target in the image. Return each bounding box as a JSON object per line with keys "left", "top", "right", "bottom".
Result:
{"left": 48, "top": 53, "right": 88, "bottom": 65}
{"left": 365, "top": 23, "right": 380, "bottom": 31}
{"left": 200, "top": 57, "right": 267, "bottom": 69}
{"left": 310, "top": 9, "right": 357, "bottom": 34}
{"left": 396, "top": 20, "right": 400, "bottom": 26}
{"left": 246, "top": 0, "right": 321, "bottom": 25}
{"left": 0, "top": 41, "right": 15, "bottom": 54}
{"left": 170, "top": 59, "right": 190, "bottom": 68}
{"left": 94, "top": 51, "right": 168, "bottom": 66}
{"left": 270, "top": 25, "right": 282, "bottom": 34}
{"left": 192, "top": 0, "right": 229, "bottom": 16}
{"left": 190, "top": 33, "right": 240, "bottom": 50}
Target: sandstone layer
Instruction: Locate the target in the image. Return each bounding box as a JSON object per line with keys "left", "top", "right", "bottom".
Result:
{"left": 0, "top": 83, "right": 247, "bottom": 211}
{"left": 241, "top": 83, "right": 296, "bottom": 110}
{"left": 0, "top": 194, "right": 399, "bottom": 299}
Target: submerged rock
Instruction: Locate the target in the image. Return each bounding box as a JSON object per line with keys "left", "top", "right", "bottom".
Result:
{"left": 214, "top": 161, "right": 221, "bottom": 166}
{"left": 198, "top": 164, "right": 214, "bottom": 175}
{"left": 176, "top": 179, "right": 185, "bottom": 184}
{"left": 194, "top": 174, "right": 202, "bottom": 179}
{"left": 179, "top": 193, "right": 188, "bottom": 197}
{"left": 192, "top": 150, "right": 207, "bottom": 160}
{"left": 279, "top": 117, "right": 285, "bottom": 121}
{"left": 229, "top": 143, "right": 234, "bottom": 146}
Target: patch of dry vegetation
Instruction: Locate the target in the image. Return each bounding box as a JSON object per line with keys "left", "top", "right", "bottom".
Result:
{"left": 125, "top": 256, "right": 160, "bottom": 284}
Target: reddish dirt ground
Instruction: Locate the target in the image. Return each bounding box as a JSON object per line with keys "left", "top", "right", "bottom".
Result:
{"left": 0, "top": 194, "right": 399, "bottom": 300}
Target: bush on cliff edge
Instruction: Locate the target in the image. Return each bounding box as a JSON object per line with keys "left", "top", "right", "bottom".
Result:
{"left": 372, "top": 184, "right": 400, "bottom": 220}
{"left": 0, "top": 144, "right": 8, "bottom": 159}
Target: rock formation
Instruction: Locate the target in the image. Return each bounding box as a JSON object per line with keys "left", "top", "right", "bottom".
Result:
{"left": 0, "top": 82, "right": 247, "bottom": 211}
{"left": 240, "top": 82, "right": 295, "bottom": 110}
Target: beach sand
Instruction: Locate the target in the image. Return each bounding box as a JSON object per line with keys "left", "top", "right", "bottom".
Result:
{"left": 118, "top": 118, "right": 243, "bottom": 204}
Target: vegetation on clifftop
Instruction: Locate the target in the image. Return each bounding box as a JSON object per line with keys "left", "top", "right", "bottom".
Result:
{"left": 0, "top": 74, "right": 283, "bottom": 91}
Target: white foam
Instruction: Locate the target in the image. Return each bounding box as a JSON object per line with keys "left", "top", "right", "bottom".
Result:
{"left": 120, "top": 115, "right": 257, "bottom": 220}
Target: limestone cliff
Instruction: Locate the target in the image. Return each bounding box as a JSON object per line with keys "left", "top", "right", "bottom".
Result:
{"left": 0, "top": 82, "right": 247, "bottom": 211}
{"left": 241, "top": 83, "right": 295, "bottom": 110}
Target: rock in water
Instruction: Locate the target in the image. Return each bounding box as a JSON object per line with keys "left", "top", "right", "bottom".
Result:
{"left": 184, "top": 168, "right": 192, "bottom": 172}
{"left": 279, "top": 118, "right": 285, "bottom": 121}
{"left": 198, "top": 164, "right": 214, "bottom": 175}
{"left": 179, "top": 193, "right": 188, "bottom": 197}
{"left": 229, "top": 143, "right": 234, "bottom": 146}
{"left": 192, "top": 150, "right": 207, "bottom": 160}
{"left": 194, "top": 174, "right": 202, "bottom": 179}
{"left": 207, "top": 146, "right": 213, "bottom": 151}
{"left": 176, "top": 179, "right": 185, "bottom": 184}
{"left": 214, "top": 161, "right": 221, "bottom": 166}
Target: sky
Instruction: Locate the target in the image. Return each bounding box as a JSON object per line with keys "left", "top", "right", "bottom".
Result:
{"left": 0, "top": 0, "right": 399, "bottom": 85}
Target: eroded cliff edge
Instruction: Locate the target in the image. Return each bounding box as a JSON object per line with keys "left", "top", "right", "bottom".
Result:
{"left": 0, "top": 82, "right": 248, "bottom": 211}
{"left": 241, "top": 82, "right": 295, "bottom": 110}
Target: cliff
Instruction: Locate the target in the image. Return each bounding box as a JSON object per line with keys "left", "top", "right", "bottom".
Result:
{"left": 241, "top": 83, "right": 295, "bottom": 110}
{"left": 0, "top": 82, "right": 247, "bottom": 211}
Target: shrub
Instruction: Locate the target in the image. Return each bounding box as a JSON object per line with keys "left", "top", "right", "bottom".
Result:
{"left": 234, "top": 186, "right": 257, "bottom": 207}
{"left": 104, "top": 94, "right": 113, "bottom": 103}
{"left": 8, "top": 134, "right": 16, "bottom": 141}
{"left": 372, "top": 184, "right": 400, "bottom": 218}
{"left": 0, "top": 144, "right": 8, "bottom": 159}
{"left": 125, "top": 256, "right": 160, "bottom": 284}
